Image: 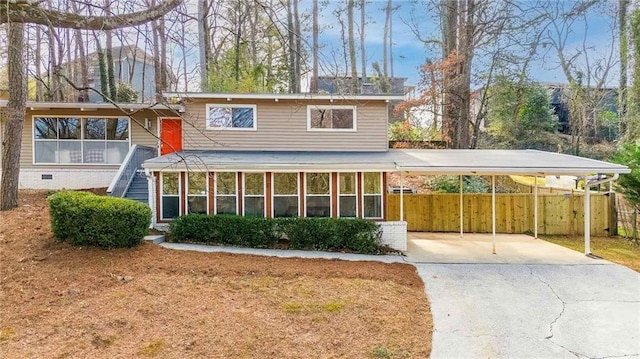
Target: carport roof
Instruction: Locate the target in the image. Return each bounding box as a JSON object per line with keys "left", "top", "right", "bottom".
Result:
{"left": 143, "top": 149, "right": 630, "bottom": 176}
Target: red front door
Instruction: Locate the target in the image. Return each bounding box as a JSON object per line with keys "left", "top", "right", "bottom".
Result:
{"left": 160, "top": 118, "right": 182, "bottom": 155}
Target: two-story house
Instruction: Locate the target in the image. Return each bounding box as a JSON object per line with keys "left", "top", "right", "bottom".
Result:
{"left": 0, "top": 92, "right": 630, "bottom": 252}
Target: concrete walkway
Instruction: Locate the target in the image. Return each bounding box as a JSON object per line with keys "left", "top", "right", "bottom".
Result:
{"left": 159, "top": 242, "right": 407, "bottom": 263}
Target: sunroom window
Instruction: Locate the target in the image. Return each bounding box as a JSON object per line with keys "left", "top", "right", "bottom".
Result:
{"left": 161, "top": 173, "right": 180, "bottom": 220}
{"left": 273, "top": 173, "right": 299, "bottom": 217}
{"left": 216, "top": 172, "right": 237, "bottom": 215}
{"left": 33, "top": 117, "right": 129, "bottom": 164}
{"left": 244, "top": 173, "right": 265, "bottom": 217}
{"left": 363, "top": 172, "right": 383, "bottom": 219}
{"left": 187, "top": 172, "right": 208, "bottom": 214}
{"left": 338, "top": 172, "right": 357, "bottom": 217}
{"left": 305, "top": 172, "right": 330, "bottom": 217}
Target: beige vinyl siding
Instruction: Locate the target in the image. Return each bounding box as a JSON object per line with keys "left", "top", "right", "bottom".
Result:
{"left": 181, "top": 99, "right": 389, "bottom": 151}
{"left": 20, "top": 108, "right": 165, "bottom": 168}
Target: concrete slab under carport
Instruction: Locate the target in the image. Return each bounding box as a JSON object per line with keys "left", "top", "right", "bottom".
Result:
{"left": 406, "top": 232, "right": 607, "bottom": 264}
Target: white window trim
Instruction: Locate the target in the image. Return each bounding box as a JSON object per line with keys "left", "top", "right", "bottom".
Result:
{"left": 243, "top": 172, "right": 267, "bottom": 217}
{"left": 271, "top": 172, "right": 301, "bottom": 218}
{"left": 32, "top": 115, "right": 131, "bottom": 165}
{"left": 337, "top": 172, "right": 358, "bottom": 218}
{"left": 160, "top": 172, "right": 181, "bottom": 221}
{"left": 215, "top": 172, "right": 239, "bottom": 215}
{"left": 361, "top": 172, "right": 384, "bottom": 220}
{"left": 304, "top": 172, "right": 332, "bottom": 217}
{"left": 186, "top": 172, "right": 209, "bottom": 215}
{"left": 205, "top": 104, "right": 258, "bottom": 131}
{"left": 306, "top": 105, "right": 357, "bottom": 132}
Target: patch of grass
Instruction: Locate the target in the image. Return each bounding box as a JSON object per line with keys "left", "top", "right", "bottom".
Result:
{"left": 138, "top": 340, "right": 165, "bottom": 357}
{"left": 371, "top": 346, "right": 392, "bottom": 358}
{"left": 280, "top": 300, "right": 346, "bottom": 314}
{"left": 542, "top": 235, "right": 640, "bottom": 272}
{"left": 0, "top": 327, "right": 15, "bottom": 341}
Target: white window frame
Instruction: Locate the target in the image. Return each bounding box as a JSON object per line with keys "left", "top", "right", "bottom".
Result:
{"left": 32, "top": 116, "right": 131, "bottom": 165}
{"left": 306, "top": 105, "right": 357, "bottom": 132}
{"left": 304, "top": 172, "right": 332, "bottom": 217}
{"left": 361, "top": 172, "right": 384, "bottom": 219}
{"left": 160, "top": 172, "right": 181, "bottom": 221}
{"left": 271, "top": 172, "right": 300, "bottom": 218}
{"left": 214, "top": 172, "right": 239, "bottom": 215}
{"left": 186, "top": 172, "right": 209, "bottom": 215}
{"left": 337, "top": 172, "right": 358, "bottom": 218}
{"left": 243, "top": 172, "right": 267, "bottom": 217}
{"left": 205, "top": 104, "right": 257, "bottom": 131}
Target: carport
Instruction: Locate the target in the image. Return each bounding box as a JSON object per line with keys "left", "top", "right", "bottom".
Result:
{"left": 389, "top": 149, "right": 631, "bottom": 256}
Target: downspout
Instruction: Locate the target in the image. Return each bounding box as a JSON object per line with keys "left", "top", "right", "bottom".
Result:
{"left": 584, "top": 174, "right": 619, "bottom": 255}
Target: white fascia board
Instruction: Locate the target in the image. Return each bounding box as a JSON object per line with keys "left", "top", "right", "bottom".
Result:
{"left": 23, "top": 102, "right": 183, "bottom": 111}
{"left": 162, "top": 92, "right": 405, "bottom": 102}
{"left": 142, "top": 162, "right": 397, "bottom": 172}
{"left": 400, "top": 167, "right": 631, "bottom": 176}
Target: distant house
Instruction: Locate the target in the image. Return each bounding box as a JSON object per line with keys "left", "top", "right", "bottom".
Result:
{"left": 545, "top": 83, "right": 618, "bottom": 138}
{"left": 54, "top": 45, "right": 176, "bottom": 103}
{"left": 311, "top": 76, "right": 410, "bottom": 123}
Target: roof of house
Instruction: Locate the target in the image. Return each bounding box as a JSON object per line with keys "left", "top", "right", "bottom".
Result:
{"left": 142, "top": 149, "right": 630, "bottom": 175}
{"left": 163, "top": 92, "right": 405, "bottom": 102}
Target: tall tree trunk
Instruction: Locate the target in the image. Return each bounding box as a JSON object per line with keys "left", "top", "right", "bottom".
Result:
{"left": 442, "top": 0, "right": 458, "bottom": 147}
{"left": 389, "top": 2, "right": 394, "bottom": 79}
{"left": 348, "top": 0, "right": 357, "bottom": 92}
{"left": 312, "top": 0, "right": 318, "bottom": 92}
{"left": 34, "top": 25, "right": 43, "bottom": 101}
{"left": 198, "top": 0, "right": 210, "bottom": 91}
{"left": 383, "top": 0, "right": 391, "bottom": 79}
{"left": 75, "top": 25, "right": 89, "bottom": 101}
{"left": 620, "top": 0, "right": 629, "bottom": 138}
{"left": 293, "top": 0, "right": 301, "bottom": 92}
{"left": 105, "top": 0, "right": 117, "bottom": 101}
{"left": 1, "top": 23, "right": 27, "bottom": 210}
{"left": 360, "top": 0, "right": 366, "bottom": 79}
{"left": 94, "top": 36, "right": 110, "bottom": 102}
{"left": 287, "top": 0, "right": 295, "bottom": 93}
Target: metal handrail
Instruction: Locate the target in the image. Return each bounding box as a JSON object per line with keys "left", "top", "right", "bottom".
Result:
{"left": 107, "top": 145, "right": 157, "bottom": 197}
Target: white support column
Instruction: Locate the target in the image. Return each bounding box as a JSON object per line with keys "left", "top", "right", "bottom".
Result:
{"left": 585, "top": 186, "right": 591, "bottom": 255}
{"left": 400, "top": 171, "right": 404, "bottom": 222}
{"left": 460, "top": 175, "right": 464, "bottom": 238}
{"left": 492, "top": 175, "right": 496, "bottom": 254}
{"left": 534, "top": 175, "right": 539, "bottom": 239}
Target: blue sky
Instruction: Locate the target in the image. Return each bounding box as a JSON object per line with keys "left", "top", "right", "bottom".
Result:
{"left": 313, "top": 0, "right": 619, "bottom": 88}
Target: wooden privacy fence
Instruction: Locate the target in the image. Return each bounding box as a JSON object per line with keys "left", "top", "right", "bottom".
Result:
{"left": 386, "top": 193, "right": 613, "bottom": 236}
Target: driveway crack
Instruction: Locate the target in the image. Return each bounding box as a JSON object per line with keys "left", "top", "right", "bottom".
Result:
{"left": 526, "top": 265, "right": 567, "bottom": 340}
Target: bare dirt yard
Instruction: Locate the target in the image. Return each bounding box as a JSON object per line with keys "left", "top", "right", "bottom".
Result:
{"left": 0, "top": 190, "right": 432, "bottom": 358}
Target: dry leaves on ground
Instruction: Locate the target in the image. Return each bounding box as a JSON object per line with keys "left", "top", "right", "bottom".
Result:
{"left": 0, "top": 190, "right": 432, "bottom": 358}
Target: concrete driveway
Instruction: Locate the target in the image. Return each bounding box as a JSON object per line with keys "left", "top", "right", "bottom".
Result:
{"left": 409, "top": 234, "right": 640, "bottom": 358}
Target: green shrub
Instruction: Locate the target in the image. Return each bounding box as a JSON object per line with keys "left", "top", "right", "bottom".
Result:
{"left": 169, "top": 214, "right": 280, "bottom": 248}
{"left": 169, "top": 215, "right": 382, "bottom": 254}
{"left": 49, "top": 191, "right": 151, "bottom": 248}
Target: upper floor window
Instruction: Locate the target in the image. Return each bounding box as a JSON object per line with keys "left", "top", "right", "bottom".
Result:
{"left": 307, "top": 105, "right": 356, "bottom": 131}
{"left": 33, "top": 117, "right": 129, "bottom": 164}
{"left": 206, "top": 104, "right": 257, "bottom": 130}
